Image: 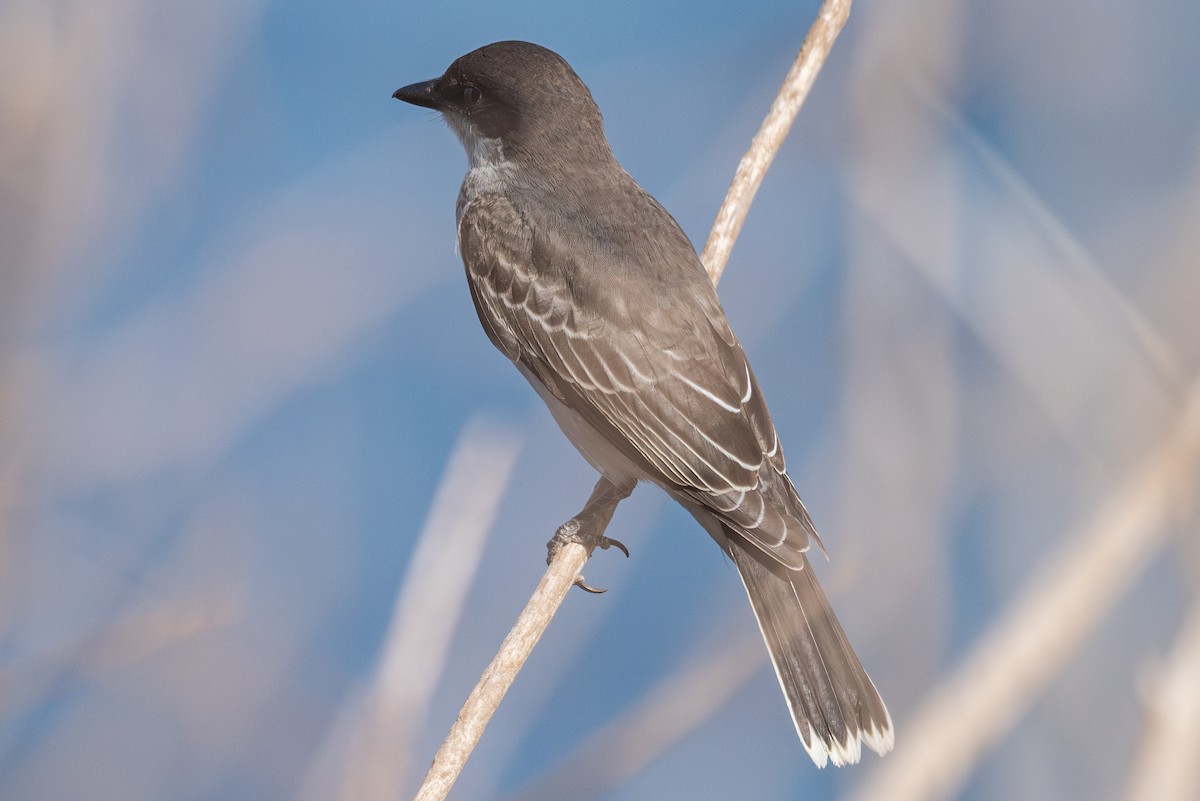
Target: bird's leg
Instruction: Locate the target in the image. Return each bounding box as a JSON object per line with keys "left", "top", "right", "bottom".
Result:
{"left": 547, "top": 475, "right": 634, "bottom": 592}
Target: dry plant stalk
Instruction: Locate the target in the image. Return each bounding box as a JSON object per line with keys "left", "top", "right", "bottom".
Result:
{"left": 412, "top": 3, "right": 852, "bottom": 799}
{"left": 341, "top": 421, "right": 522, "bottom": 801}
{"left": 1122, "top": 592, "right": 1200, "bottom": 801}
{"left": 503, "top": 623, "right": 767, "bottom": 801}
{"left": 848, "top": 374, "right": 1200, "bottom": 801}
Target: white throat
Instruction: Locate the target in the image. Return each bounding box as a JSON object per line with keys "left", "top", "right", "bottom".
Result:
{"left": 448, "top": 116, "right": 506, "bottom": 169}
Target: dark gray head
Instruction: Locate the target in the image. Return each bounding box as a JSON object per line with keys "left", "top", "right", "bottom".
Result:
{"left": 393, "top": 41, "right": 612, "bottom": 168}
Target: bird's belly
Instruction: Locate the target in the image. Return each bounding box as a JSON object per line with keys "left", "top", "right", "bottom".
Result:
{"left": 517, "top": 363, "right": 644, "bottom": 487}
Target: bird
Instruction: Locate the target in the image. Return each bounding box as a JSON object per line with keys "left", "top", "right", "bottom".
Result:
{"left": 393, "top": 40, "right": 893, "bottom": 768}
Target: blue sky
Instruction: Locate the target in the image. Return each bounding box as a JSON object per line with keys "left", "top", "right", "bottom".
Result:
{"left": 3, "top": 1, "right": 1199, "bottom": 800}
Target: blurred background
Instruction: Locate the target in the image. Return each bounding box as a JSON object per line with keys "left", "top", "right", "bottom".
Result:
{"left": 2, "top": 0, "right": 1198, "bottom": 799}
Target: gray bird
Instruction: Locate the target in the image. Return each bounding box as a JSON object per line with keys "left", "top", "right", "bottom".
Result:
{"left": 393, "top": 40, "right": 893, "bottom": 767}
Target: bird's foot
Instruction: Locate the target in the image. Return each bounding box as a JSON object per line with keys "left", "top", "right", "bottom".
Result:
{"left": 546, "top": 516, "right": 630, "bottom": 561}
{"left": 546, "top": 516, "right": 630, "bottom": 593}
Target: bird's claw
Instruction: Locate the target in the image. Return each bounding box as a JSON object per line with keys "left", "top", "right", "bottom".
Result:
{"left": 564, "top": 536, "right": 628, "bottom": 593}
{"left": 574, "top": 576, "right": 607, "bottom": 594}
{"left": 597, "top": 536, "right": 629, "bottom": 558}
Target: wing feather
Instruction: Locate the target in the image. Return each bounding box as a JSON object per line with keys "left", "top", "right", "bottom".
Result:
{"left": 459, "top": 190, "right": 817, "bottom": 568}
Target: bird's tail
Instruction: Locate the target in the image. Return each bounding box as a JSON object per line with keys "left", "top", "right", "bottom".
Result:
{"left": 728, "top": 536, "right": 894, "bottom": 767}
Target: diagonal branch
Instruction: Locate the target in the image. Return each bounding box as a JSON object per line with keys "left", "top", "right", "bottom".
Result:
{"left": 411, "top": 4, "right": 852, "bottom": 799}
{"left": 701, "top": 0, "right": 851, "bottom": 283}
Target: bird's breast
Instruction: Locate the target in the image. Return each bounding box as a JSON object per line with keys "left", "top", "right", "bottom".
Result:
{"left": 516, "top": 362, "right": 646, "bottom": 487}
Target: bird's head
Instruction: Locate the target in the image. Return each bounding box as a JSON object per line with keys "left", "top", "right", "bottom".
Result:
{"left": 393, "top": 41, "right": 610, "bottom": 168}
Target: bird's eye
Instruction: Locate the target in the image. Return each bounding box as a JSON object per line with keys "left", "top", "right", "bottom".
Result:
{"left": 462, "top": 84, "right": 482, "bottom": 107}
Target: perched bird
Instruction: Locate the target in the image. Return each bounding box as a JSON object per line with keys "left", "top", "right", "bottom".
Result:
{"left": 393, "top": 40, "right": 893, "bottom": 767}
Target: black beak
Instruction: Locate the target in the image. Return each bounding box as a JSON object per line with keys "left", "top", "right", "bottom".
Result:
{"left": 393, "top": 79, "right": 441, "bottom": 109}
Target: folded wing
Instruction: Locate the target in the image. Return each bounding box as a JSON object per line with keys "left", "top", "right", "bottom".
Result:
{"left": 459, "top": 190, "right": 819, "bottom": 570}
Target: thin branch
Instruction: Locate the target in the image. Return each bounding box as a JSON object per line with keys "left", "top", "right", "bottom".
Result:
{"left": 847, "top": 374, "right": 1200, "bottom": 801}
{"left": 411, "top": 4, "right": 852, "bottom": 799}
{"left": 412, "top": 543, "right": 588, "bottom": 801}
{"left": 701, "top": 0, "right": 852, "bottom": 283}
